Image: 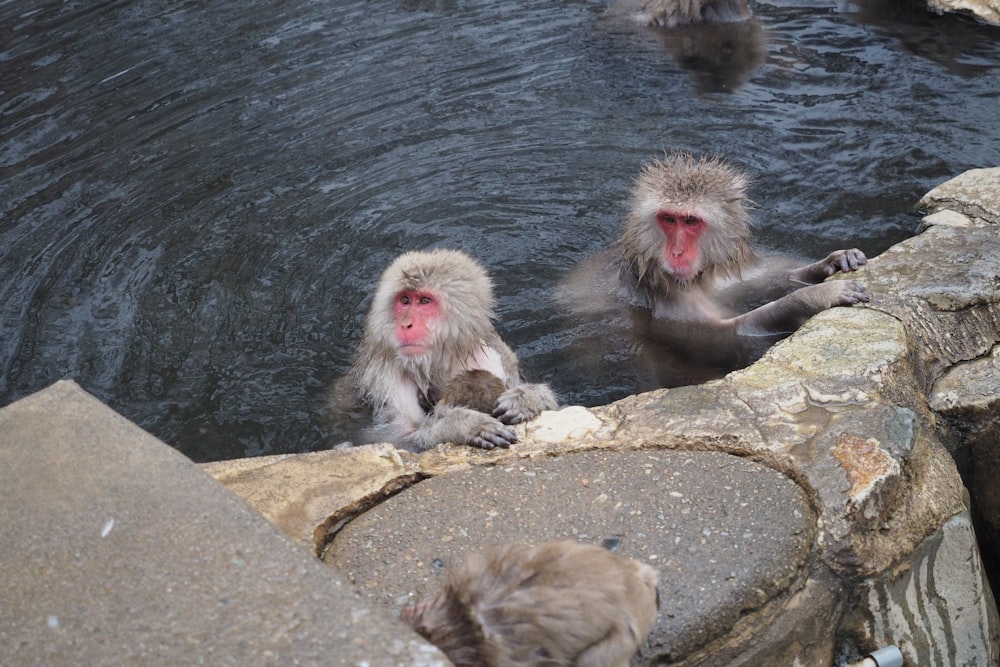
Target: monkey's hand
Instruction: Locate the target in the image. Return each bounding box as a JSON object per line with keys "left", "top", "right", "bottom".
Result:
{"left": 792, "top": 248, "right": 867, "bottom": 283}
{"left": 807, "top": 279, "right": 869, "bottom": 307}
{"left": 431, "top": 406, "right": 518, "bottom": 450}
{"left": 493, "top": 383, "right": 559, "bottom": 425}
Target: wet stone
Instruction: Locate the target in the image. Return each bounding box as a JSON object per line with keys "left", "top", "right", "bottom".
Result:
{"left": 324, "top": 449, "right": 816, "bottom": 658}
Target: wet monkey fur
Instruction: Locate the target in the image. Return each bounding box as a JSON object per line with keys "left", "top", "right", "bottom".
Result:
{"left": 612, "top": 0, "right": 752, "bottom": 27}
{"left": 559, "top": 151, "right": 869, "bottom": 387}
{"left": 335, "top": 249, "right": 558, "bottom": 452}
{"left": 403, "top": 540, "right": 660, "bottom": 667}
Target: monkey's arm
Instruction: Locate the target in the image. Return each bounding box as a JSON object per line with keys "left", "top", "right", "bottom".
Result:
{"left": 715, "top": 249, "right": 868, "bottom": 310}
{"left": 363, "top": 379, "right": 513, "bottom": 452}
{"left": 400, "top": 405, "right": 518, "bottom": 452}
{"left": 555, "top": 249, "right": 626, "bottom": 316}
{"left": 730, "top": 279, "right": 869, "bottom": 336}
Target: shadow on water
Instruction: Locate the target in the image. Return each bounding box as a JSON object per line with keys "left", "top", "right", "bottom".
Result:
{"left": 1, "top": 0, "right": 998, "bottom": 461}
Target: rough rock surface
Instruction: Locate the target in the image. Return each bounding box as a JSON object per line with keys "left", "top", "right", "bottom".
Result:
{"left": 202, "top": 445, "right": 423, "bottom": 550}
{"left": 922, "top": 169, "right": 1000, "bottom": 597}
{"left": 839, "top": 512, "right": 998, "bottom": 667}
{"left": 927, "top": 0, "right": 1000, "bottom": 25}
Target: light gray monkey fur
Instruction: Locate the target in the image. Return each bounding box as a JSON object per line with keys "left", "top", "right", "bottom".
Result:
{"left": 403, "top": 540, "right": 660, "bottom": 667}
{"left": 339, "top": 249, "right": 558, "bottom": 451}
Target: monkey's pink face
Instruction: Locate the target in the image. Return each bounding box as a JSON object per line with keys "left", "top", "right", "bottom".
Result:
{"left": 657, "top": 210, "right": 704, "bottom": 281}
{"left": 394, "top": 290, "right": 439, "bottom": 356}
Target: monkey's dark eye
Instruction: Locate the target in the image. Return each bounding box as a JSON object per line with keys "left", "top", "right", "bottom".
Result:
{"left": 419, "top": 296, "right": 433, "bottom": 305}
{"left": 683, "top": 216, "right": 700, "bottom": 226}
{"left": 399, "top": 294, "right": 411, "bottom": 305}
{"left": 658, "top": 213, "right": 677, "bottom": 225}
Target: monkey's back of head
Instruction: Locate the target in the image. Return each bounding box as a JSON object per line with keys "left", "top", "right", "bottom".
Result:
{"left": 409, "top": 540, "right": 659, "bottom": 667}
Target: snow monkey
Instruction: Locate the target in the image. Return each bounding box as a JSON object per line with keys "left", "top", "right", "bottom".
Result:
{"left": 403, "top": 540, "right": 660, "bottom": 667}
{"left": 338, "top": 249, "right": 558, "bottom": 452}
{"left": 613, "top": 0, "right": 752, "bottom": 27}
{"left": 559, "top": 151, "right": 869, "bottom": 387}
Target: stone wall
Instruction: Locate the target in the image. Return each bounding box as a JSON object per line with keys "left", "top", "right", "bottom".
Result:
{"left": 927, "top": 0, "right": 1000, "bottom": 25}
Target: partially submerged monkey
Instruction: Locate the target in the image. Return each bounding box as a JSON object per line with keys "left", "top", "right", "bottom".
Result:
{"left": 403, "top": 540, "right": 660, "bottom": 667}
{"left": 559, "top": 151, "right": 868, "bottom": 387}
{"left": 334, "top": 249, "right": 558, "bottom": 452}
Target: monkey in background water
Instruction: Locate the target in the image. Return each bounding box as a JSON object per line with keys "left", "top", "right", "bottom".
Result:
{"left": 611, "top": 0, "right": 752, "bottom": 27}
{"left": 403, "top": 540, "right": 660, "bottom": 667}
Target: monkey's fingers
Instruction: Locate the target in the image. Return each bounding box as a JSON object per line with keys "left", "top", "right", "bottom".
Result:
{"left": 471, "top": 423, "right": 518, "bottom": 450}
{"left": 836, "top": 248, "right": 868, "bottom": 273}
{"left": 817, "top": 249, "right": 867, "bottom": 277}
{"left": 837, "top": 280, "right": 870, "bottom": 304}
{"left": 494, "top": 392, "right": 526, "bottom": 424}
{"left": 493, "top": 384, "right": 557, "bottom": 425}
{"left": 494, "top": 406, "right": 522, "bottom": 424}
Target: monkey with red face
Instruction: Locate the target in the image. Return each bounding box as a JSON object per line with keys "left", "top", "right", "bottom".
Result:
{"left": 559, "top": 151, "right": 869, "bottom": 387}
{"left": 334, "top": 249, "right": 558, "bottom": 452}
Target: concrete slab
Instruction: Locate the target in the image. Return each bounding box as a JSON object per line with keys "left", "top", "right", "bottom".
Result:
{"left": 0, "top": 381, "right": 445, "bottom": 667}
{"left": 323, "top": 448, "right": 817, "bottom": 660}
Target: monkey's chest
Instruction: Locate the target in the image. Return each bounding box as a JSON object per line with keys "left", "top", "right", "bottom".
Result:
{"left": 651, "top": 290, "right": 726, "bottom": 321}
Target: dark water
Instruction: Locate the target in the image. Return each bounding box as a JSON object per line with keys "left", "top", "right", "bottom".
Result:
{"left": 2, "top": 0, "right": 998, "bottom": 462}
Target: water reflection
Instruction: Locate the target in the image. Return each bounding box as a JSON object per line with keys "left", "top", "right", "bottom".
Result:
{"left": 657, "top": 19, "right": 768, "bottom": 93}
{"left": 1, "top": 0, "right": 998, "bottom": 461}
{"left": 848, "top": 0, "right": 999, "bottom": 76}
{"left": 602, "top": 8, "right": 767, "bottom": 93}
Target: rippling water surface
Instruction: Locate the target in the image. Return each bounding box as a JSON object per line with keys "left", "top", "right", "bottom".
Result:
{"left": 2, "top": 0, "right": 998, "bottom": 461}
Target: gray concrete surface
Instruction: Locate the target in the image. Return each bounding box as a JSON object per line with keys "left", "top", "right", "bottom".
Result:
{"left": 0, "top": 380, "right": 446, "bottom": 667}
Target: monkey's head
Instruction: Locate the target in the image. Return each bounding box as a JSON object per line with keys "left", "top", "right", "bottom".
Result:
{"left": 369, "top": 249, "right": 497, "bottom": 367}
{"left": 621, "top": 151, "right": 753, "bottom": 288}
